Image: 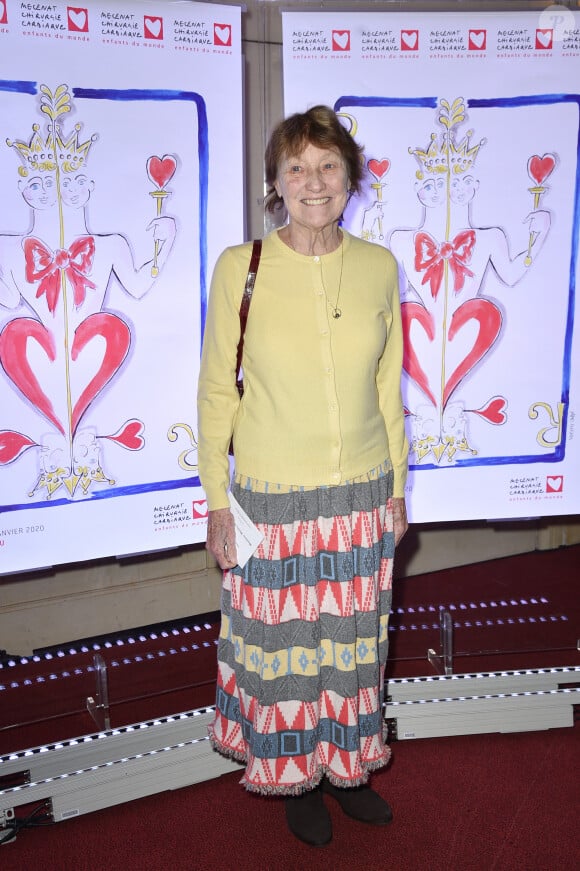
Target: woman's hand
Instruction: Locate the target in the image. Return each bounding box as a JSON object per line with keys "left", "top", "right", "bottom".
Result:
{"left": 206, "top": 508, "right": 238, "bottom": 570}
{"left": 392, "top": 497, "right": 408, "bottom": 547}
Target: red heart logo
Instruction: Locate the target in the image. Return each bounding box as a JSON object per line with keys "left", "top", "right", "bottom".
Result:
{"left": 146, "top": 154, "right": 177, "bottom": 189}
{"left": 71, "top": 313, "right": 131, "bottom": 433}
{"left": 401, "top": 302, "right": 437, "bottom": 406}
{"left": 444, "top": 299, "right": 502, "bottom": 408}
{"left": 193, "top": 499, "right": 208, "bottom": 518}
{"left": 105, "top": 419, "right": 145, "bottom": 450}
{"left": 0, "top": 318, "right": 64, "bottom": 433}
{"left": 471, "top": 396, "right": 507, "bottom": 425}
{"left": 367, "top": 158, "right": 390, "bottom": 180}
{"left": 527, "top": 153, "right": 556, "bottom": 186}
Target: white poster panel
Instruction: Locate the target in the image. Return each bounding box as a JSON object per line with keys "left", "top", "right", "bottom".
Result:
{"left": 282, "top": 9, "right": 580, "bottom": 523}
{"left": 0, "top": 0, "right": 243, "bottom": 572}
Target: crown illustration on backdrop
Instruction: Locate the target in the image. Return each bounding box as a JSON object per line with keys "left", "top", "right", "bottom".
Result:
{"left": 6, "top": 83, "right": 97, "bottom": 177}
{"left": 410, "top": 97, "right": 485, "bottom": 179}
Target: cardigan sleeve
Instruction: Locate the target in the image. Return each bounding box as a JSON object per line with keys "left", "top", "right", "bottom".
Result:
{"left": 376, "top": 257, "right": 409, "bottom": 498}
{"left": 197, "top": 245, "right": 248, "bottom": 510}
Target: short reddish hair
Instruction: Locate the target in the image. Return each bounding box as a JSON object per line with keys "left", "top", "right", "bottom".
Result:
{"left": 264, "top": 105, "right": 364, "bottom": 214}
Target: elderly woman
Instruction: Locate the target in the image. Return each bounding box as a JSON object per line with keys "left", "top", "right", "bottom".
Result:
{"left": 197, "top": 105, "right": 408, "bottom": 847}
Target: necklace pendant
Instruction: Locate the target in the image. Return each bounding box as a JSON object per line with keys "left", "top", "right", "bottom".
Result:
{"left": 333, "top": 308, "right": 342, "bottom": 319}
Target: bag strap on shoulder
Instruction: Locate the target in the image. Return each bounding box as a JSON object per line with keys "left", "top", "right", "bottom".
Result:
{"left": 235, "top": 239, "right": 262, "bottom": 382}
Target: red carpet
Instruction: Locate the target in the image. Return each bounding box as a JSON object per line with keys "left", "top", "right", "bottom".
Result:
{"left": 1, "top": 722, "right": 578, "bottom": 870}
{"left": 1, "top": 546, "right": 579, "bottom": 867}
{"left": 387, "top": 543, "right": 580, "bottom": 677}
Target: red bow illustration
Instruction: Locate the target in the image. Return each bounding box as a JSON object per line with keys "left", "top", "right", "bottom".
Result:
{"left": 414, "top": 230, "right": 476, "bottom": 299}
{"left": 24, "top": 235, "right": 96, "bottom": 314}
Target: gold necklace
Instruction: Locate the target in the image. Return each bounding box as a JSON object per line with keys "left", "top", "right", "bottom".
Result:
{"left": 321, "top": 240, "right": 344, "bottom": 319}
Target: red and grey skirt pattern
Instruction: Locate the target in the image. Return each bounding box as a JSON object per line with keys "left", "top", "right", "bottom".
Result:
{"left": 208, "top": 467, "right": 395, "bottom": 795}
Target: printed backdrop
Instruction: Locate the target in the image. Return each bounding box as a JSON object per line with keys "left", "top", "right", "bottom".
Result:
{"left": 283, "top": 8, "right": 580, "bottom": 523}
{"left": 0, "top": 0, "right": 243, "bottom": 573}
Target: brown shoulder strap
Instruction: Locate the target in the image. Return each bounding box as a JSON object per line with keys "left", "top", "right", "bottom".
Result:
{"left": 235, "top": 239, "right": 262, "bottom": 382}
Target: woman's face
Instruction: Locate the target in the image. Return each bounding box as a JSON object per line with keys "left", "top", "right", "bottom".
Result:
{"left": 274, "top": 142, "right": 349, "bottom": 234}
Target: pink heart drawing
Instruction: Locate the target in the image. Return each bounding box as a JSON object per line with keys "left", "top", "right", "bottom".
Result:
{"left": 0, "top": 313, "right": 130, "bottom": 437}
{"left": 401, "top": 299, "right": 503, "bottom": 410}
{"left": 470, "top": 396, "right": 508, "bottom": 425}
{"left": 527, "top": 153, "right": 556, "bottom": 186}
{"left": 146, "top": 154, "right": 177, "bottom": 190}
{"left": 0, "top": 318, "right": 63, "bottom": 433}
{"left": 367, "top": 158, "right": 390, "bottom": 180}
{"left": 444, "top": 299, "right": 503, "bottom": 407}
{"left": 71, "top": 313, "right": 131, "bottom": 433}
{"left": 104, "top": 419, "right": 145, "bottom": 450}
{"left": 401, "top": 302, "right": 437, "bottom": 406}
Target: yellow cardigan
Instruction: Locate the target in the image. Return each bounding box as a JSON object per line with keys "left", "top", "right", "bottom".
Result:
{"left": 197, "top": 229, "right": 408, "bottom": 510}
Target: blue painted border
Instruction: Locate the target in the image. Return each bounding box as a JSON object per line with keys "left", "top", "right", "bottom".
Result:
{"left": 0, "top": 81, "right": 205, "bottom": 514}
{"left": 335, "top": 93, "right": 579, "bottom": 472}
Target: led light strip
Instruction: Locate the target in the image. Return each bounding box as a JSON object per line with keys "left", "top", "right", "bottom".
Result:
{"left": 0, "top": 640, "right": 218, "bottom": 691}
{"left": 6, "top": 736, "right": 212, "bottom": 794}
{"left": 0, "top": 623, "right": 216, "bottom": 671}
{"left": 390, "top": 613, "right": 568, "bottom": 631}
{"left": 394, "top": 595, "right": 550, "bottom": 615}
{"left": 389, "top": 666, "right": 579, "bottom": 685}
{"left": 0, "top": 708, "right": 217, "bottom": 782}
{"left": 386, "top": 687, "right": 579, "bottom": 706}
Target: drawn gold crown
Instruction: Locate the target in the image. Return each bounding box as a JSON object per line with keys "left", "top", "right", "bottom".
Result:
{"left": 7, "top": 84, "right": 96, "bottom": 177}
{"left": 410, "top": 97, "right": 485, "bottom": 179}
{"left": 7, "top": 124, "right": 58, "bottom": 175}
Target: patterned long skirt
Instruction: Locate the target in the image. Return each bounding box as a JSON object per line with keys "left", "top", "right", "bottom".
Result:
{"left": 208, "top": 466, "right": 395, "bottom": 795}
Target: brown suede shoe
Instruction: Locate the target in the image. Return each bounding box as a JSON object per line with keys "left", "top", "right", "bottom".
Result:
{"left": 321, "top": 779, "right": 393, "bottom": 825}
{"left": 285, "top": 787, "right": 333, "bottom": 846}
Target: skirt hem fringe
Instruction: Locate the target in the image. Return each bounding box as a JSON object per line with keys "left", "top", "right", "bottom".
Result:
{"left": 209, "top": 733, "right": 392, "bottom": 796}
